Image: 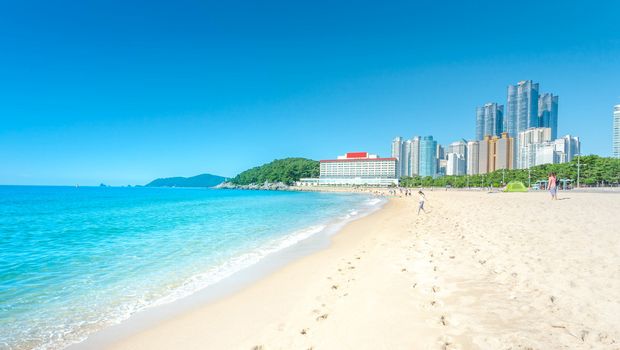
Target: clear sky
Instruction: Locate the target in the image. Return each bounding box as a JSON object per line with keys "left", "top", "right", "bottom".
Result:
{"left": 1, "top": 0, "right": 619, "bottom": 185}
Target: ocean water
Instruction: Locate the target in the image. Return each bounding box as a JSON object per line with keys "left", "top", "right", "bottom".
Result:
{"left": 0, "top": 186, "right": 383, "bottom": 350}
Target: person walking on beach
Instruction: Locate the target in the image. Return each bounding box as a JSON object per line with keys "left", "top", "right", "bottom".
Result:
{"left": 417, "top": 190, "right": 427, "bottom": 215}
{"left": 547, "top": 172, "right": 558, "bottom": 200}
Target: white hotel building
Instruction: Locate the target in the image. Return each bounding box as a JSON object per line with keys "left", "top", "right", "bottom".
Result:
{"left": 298, "top": 152, "right": 398, "bottom": 186}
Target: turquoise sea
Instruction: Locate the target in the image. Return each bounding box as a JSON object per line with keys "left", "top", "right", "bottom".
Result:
{"left": 0, "top": 186, "right": 382, "bottom": 349}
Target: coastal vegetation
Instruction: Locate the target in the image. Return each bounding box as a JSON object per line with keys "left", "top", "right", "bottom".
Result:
{"left": 400, "top": 155, "right": 620, "bottom": 188}
{"left": 230, "top": 158, "right": 319, "bottom": 185}
{"left": 146, "top": 174, "right": 227, "bottom": 188}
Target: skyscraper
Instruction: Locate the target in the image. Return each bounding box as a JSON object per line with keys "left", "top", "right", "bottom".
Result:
{"left": 391, "top": 137, "right": 403, "bottom": 177}
{"left": 466, "top": 141, "right": 480, "bottom": 175}
{"left": 446, "top": 153, "right": 466, "bottom": 176}
{"left": 401, "top": 140, "right": 412, "bottom": 177}
{"left": 506, "top": 80, "right": 540, "bottom": 138}
{"left": 553, "top": 135, "right": 580, "bottom": 163}
{"left": 478, "top": 133, "right": 514, "bottom": 174}
{"left": 476, "top": 103, "right": 504, "bottom": 140}
{"left": 533, "top": 135, "right": 580, "bottom": 165}
{"left": 447, "top": 139, "right": 468, "bottom": 157}
{"left": 494, "top": 132, "right": 514, "bottom": 171}
{"left": 419, "top": 136, "right": 437, "bottom": 177}
{"left": 478, "top": 136, "right": 490, "bottom": 174}
{"left": 447, "top": 139, "right": 468, "bottom": 175}
{"left": 614, "top": 105, "right": 620, "bottom": 158}
{"left": 410, "top": 136, "right": 420, "bottom": 176}
{"left": 518, "top": 127, "right": 552, "bottom": 169}
{"left": 391, "top": 136, "right": 422, "bottom": 177}
{"left": 538, "top": 93, "right": 559, "bottom": 140}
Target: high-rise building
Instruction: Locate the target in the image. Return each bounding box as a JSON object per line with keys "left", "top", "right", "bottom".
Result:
{"left": 446, "top": 153, "right": 466, "bottom": 176}
{"left": 478, "top": 133, "right": 514, "bottom": 174}
{"left": 552, "top": 135, "right": 580, "bottom": 163}
{"left": 517, "top": 128, "right": 578, "bottom": 168}
{"left": 401, "top": 140, "right": 412, "bottom": 177}
{"left": 448, "top": 140, "right": 468, "bottom": 157}
{"left": 466, "top": 141, "right": 480, "bottom": 175}
{"left": 436, "top": 144, "right": 445, "bottom": 160}
{"left": 614, "top": 105, "right": 620, "bottom": 158}
{"left": 419, "top": 136, "right": 437, "bottom": 177}
{"left": 494, "top": 132, "right": 514, "bottom": 171}
{"left": 410, "top": 136, "right": 420, "bottom": 176}
{"left": 447, "top": 139, "right": 468, "bottom": 175}
{"left": 438, "top": 159, "right": 447, "bottom": 177}
{"left": 391, "top": 137, "right": 403, "bottom": 177}
{"left": 518, "top": 127, "right": 552, "bottom": 169}
{"left": 391, "top": 136, "right": 422, "bottom": 177}
{"left": 538, "top": 93, "right": 559, "bottom": 140}
{"left": 478, "top": 137, "right": 489, "bottom": 174}
{"left": 506, "top": 80, "right": 540, "bottom": 138}
{"left": 435, "top": 144, "right": 444, "bottom": 176}
{"left": 476, "top": 103, "right": 504, "bottom": 140}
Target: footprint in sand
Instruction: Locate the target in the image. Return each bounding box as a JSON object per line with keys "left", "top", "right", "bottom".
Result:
{"left": 440, "top": 315, "right": 448, "bottom": 326}
{"left": 432, "top": 286, "right": 440, "bottom": 293}
{"left": 316, "top": 313, "right": 328, "bottom": 321}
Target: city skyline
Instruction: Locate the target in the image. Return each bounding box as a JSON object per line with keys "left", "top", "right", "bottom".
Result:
{"left": 1, "top": 0, "right": 619, "bottom": 185}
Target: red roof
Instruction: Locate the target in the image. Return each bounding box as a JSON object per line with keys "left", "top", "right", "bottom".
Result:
{"left": 346, "top": 152, "right": 368, "bottom": 158}
{"left": 320, "top": 158, "right": 397, "bottom": 163}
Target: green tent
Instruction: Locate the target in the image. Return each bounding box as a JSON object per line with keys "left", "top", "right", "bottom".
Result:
{"left": 504, "top": 181, "right": 528, "bottom": 192}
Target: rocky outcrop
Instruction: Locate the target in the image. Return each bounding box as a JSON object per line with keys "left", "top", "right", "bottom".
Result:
{"left": 214, "top": 181, "right": 290, "bottom": 191}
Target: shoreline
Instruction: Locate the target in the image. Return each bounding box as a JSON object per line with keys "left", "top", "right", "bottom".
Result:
{"left": 95, "top": 190, "right": 619, "bottom": 349}
{"left": 70, "top": 192, "right": 386, "bottom": 350}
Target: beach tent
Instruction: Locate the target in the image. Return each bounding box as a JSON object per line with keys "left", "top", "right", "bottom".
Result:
{"left": 504, "top": 181, "right": 528, "bottom": 192}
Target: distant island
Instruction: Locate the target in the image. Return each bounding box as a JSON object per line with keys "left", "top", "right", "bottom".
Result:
{"left": 145, "top": 174, "right": 227, "bottom": 188}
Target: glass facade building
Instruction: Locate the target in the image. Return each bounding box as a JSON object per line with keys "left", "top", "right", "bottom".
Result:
{"left": 475, "top": 103, "right": 504, "bottom": 140}
{"left": 538, "top": 93, "right": 559, "bottom": 140}
{"left": 506, "top": 80, "right": 539, "bottom": 138}
{"left": 419, "top": 136, "right": 437, "bottom": 177}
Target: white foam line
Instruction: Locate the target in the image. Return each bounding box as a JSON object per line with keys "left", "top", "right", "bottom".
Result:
{"left": 62, "top": 194, "right": 387, "bottom": 350}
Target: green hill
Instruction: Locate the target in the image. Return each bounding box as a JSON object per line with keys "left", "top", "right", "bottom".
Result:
{"left": 145, "top": 173, "right": 227, "bottom": 188}
{"left": 231, "top": 158, "right": 319, "bottom": 185}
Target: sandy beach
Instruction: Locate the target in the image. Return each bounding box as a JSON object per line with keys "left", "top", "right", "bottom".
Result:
{"left": 103, "top": 190, "right": 620, "bottom": 349}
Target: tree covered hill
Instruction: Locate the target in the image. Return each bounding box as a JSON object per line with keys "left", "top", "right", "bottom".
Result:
{"left": 230, "top": 158, "right": 319, "bottom": 185}
{"left": 145, "top": 173, "right": 227, "bottom": 188}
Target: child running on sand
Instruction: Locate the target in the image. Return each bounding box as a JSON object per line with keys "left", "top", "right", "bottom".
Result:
{"left": 417, "top": 190, "right": 427, "bottom": 215}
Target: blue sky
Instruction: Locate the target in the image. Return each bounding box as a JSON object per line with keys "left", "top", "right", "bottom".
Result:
{"left": 1, "top": 0, "right": 619, "bottom": 185}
